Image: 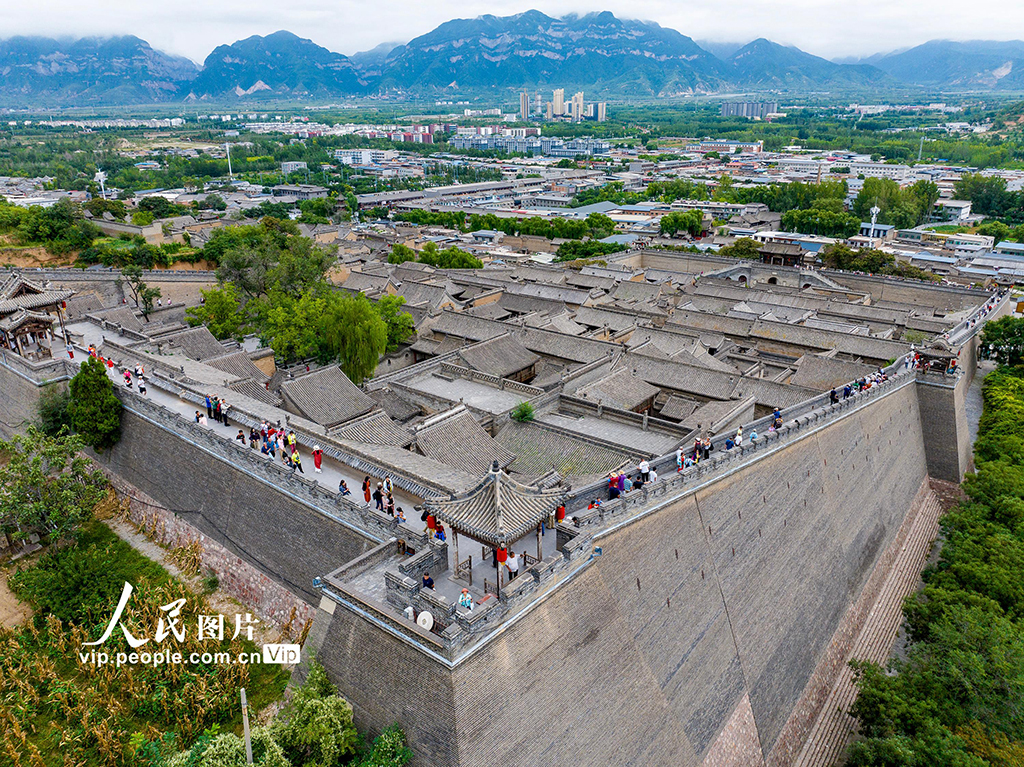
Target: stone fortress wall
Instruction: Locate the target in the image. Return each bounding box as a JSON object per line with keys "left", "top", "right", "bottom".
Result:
{"left": 307, "top": 368, "right": 932, "bottom": 766}
{"left": 0, "top": 275, "right": 1011, "bottom": 766}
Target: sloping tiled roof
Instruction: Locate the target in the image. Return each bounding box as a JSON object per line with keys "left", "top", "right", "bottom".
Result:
{"left": 457, "top": 335, "right": 539, "bottom": 379}
{"left": 574, "top": 369, "right": 660, "bottom": 411}
{"left": 0, "top": 308, "right": 55, "bottom": 332}
{"left": 749, "top": 319, "right": 910, "bottom": 361}
{"left": 464, "top": 302, "right": 512, "bottom": 321}
{"left": 659, "top": 394, "right": 698, "bottom": 421}
{"left": 370, "top": 387, "right": 421, "bottom": 422}
{"left": 574, "top": 305, "right": 639, "bottom": 333}
{"left": 204, "top": 350, "right": 270, "bottom": 383}
{"left": 789, "top": 354, "right": 875, "bottom": 391}
{"left": 94, "top": 306, "right": 145, "bottom": 332}
{"left": 496, "top": 420, "right": 631, "bottom": 482}
{"left": 612, "top": 280, "right": 662, "bottom": 304}
{"left": 279, "top": 366, "right": 376, "bottom": 428}
{"left": 331, "top": 410, "right": 414, "bottom": 447}
{"left": 619, "top": 354, "right": 739, "bottom": 401}
{"left": 415, "top": 405, "right": 516, "bottom": 476}
{"left": 227, "top": 378, "right": 283, "bottom": 407}
{"left": 423, "top": 462, "right": 565, "bottom": 547}
{"left": 680, "top": 399, "right": 752, "bottom": 432}
{"left": 0, "top": 288, "right": 75, "bottom": 315}
{"left": 161, "top": 326, "right": 229, "bottom": 361}
{"left": 64, "top": 293, "right": 104, "bottom": 320}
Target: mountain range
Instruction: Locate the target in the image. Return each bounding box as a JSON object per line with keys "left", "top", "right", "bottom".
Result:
{"left": 0, "top": 12, "right": 1022, "bottom": 105}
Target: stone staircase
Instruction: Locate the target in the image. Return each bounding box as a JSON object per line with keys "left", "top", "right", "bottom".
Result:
{"left": 792, "top": 490, "right": 944, "bottom": 767}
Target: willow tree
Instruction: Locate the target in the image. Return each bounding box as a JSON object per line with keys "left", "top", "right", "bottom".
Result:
{"left": 321, "top": 293, "right": 387, "bottom": 384}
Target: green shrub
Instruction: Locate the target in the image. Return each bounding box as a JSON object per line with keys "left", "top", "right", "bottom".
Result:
{"left": 358, "top": 726, "right": 413, "bottom": 767}
{"left": 271, "top": 659, "right": 359, "bottom": 766}
{"left": 36, "top": 383, "right": 73, "bottom": 437}
{"left": 166, "top": 726, "right": 289, "bottom": 767}
{"left": 510, "top": 401, "right": 535, "bottom": 422}
{"left": 10, "top": 521, "right": 168, "bottom": 626}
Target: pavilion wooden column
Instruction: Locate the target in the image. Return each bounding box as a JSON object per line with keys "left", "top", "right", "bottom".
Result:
{"left": 452, "top": 528, "right": 460, "bottom": 573}
{"left": 536, "top": 525, "right": 542, "bottom": 561}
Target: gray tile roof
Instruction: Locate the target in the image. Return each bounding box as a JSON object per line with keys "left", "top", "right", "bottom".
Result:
{"left": 204, "top": 350, "right": 271, "bottom": 383}
{"left": 496, "top": 420, "right": 631, "bottom": 482}
{"left": 618, "top": 354, "right": 740, "bottom": 401}
{"left": 789, "top": 355, "right": 875, "bottom": 391}
{"left": 370, "top": 387, "right": 421, "bottom": 422}
{"left": 331, "top": 410, "right": 414, "bottom": 447}
{"left": 423, "top": 464, "right": 564, "bottom": 548}
{"left": 457, "top": 335, "right": 539, "bottom": 379}
{"left": 749, "top": 319, "right": 910, "bottom": 361}
{"left": 160, "top": 326, "right": 230, "bottom": 361}
{"left": 415, "top": 406, "right": 516, "bottom": 476}
{"left": 93, "top": 306, "right": 145, "bottom": 332}
{"left": 659, "top": 394, "right": 698, "bottom": 421}
{"left": 227, "top": 378, "right": 283, "bottom": 407}
{"left": 612, "top": 280, "right": 663, "bottom": 304}
{"left": 64, "top": 293, "right": 104, "bottom": 320}
{"left": 279, "top": 366, "right": 376, "bottom": 428}
{"left": 497, "top": 292, "right": 567, "bottom": 317}
{"left": 573, "top": 369, "right": 660, "bottom": 411}
{"left": 680, "top": 399, "right": 752, "bottom": 431}
{"left": 464, "top": 302, "right": 512, "bottom": 321}
{"left": 573, "top": 305, "right": 639, "bottom": 333}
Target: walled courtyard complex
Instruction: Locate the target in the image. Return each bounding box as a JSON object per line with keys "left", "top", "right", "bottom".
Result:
{"left": 0, "top": 246, "right": 1013, "bottom": 765}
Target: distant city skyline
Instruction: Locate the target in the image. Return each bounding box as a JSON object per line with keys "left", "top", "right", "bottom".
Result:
{"left": 0, "top": 1, "right": 1021, "bottom": 65}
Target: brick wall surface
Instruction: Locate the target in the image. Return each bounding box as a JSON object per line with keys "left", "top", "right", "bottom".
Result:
{"left": 93, "top": 408, "right": 377, "bottom": 604}
{"left": 105, "top": 473, "right": 315, "bottom": 636}
{"left": 332, "top": 379, "right": 932, "bottom": 767}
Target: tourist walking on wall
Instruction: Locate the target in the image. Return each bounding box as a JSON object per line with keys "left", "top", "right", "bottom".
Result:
{"left": 362, "top": 477, "right": 372, "bottom": 506}
{"left": 676, "top": 447, "right": 683, "bottom": 472}
{"left": 213, "top": 397, "right": 222, "bottom": 423}
{"left": 312, "top": 446, "right": 323, "bottom": 473}
{"left": 639, "top": 458, "right": 650, "bottom": 482}
{"left": 249, "top": 427, "right": 258, "bottom": 448}
{"left": 506, "top": 551, "right": 520, "bottom": 580}
{"left": 830, "top": 388, "right": 839, "bottom": 405}
{"left": 373, "top": 483, "right": 384, "bottom": 511}
{"left": 459, "top": 589, "right": 473, "bottom": 611}
{"left": 205, "top": 395, "right": 212, "bottom": 419}
{"left": 138, "top": 379, "right": 147, "bottom": 396}
{"left": 339, "top": 479, "right": 351, "bottom": 496}
{"left": 291, "top": 451, "right": 304, "bottom": 474}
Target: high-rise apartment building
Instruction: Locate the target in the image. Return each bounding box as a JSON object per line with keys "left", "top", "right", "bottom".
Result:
{"left": 552, "top": 89, "right": 564, "bottom": 116}
{"left": 597, "top": 102, "right": 607, "bottom": 122}
{"left": 520, "top": 91, "right": 530, "bottom": 121}
{"left": 571, "top": 91, "right": 584, "bottom": 122}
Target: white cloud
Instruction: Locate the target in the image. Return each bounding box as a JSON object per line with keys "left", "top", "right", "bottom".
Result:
{"left": 0, "top": 0, "right": 1020, "bottom": 62}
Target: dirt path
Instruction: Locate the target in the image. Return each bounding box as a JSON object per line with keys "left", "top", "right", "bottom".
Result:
{"left": 0, "top": 567, "right": 33, "bottom": 629}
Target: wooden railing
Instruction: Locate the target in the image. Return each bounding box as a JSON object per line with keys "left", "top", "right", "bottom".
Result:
{"left": 454, "top": 554, "right": 473, "bottom": 588}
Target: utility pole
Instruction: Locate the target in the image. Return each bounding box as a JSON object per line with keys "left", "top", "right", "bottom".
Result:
{"left": 240, "top": 688, "right": 253, "bottom": 764}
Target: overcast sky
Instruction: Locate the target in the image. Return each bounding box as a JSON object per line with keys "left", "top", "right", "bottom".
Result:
{"left": 0, "top": 0, "right": 1020, "bottom": 63}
